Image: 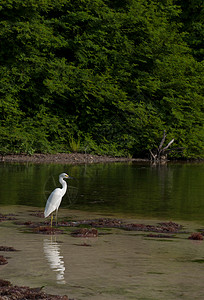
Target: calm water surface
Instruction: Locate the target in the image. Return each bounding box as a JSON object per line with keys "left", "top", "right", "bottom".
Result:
{"left": 0, "top": 161, "right": 203, "bottom": 222}
{"left": 0, "top": 161, "right": 204, "bottom": 300}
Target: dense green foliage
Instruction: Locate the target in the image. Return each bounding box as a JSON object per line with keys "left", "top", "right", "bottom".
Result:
{"left": 0, "top": 0, "right": 203, "bottom": 158}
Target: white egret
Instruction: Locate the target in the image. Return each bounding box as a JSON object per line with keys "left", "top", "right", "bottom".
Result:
{"left": 44, "top": 173, "right": 72, "bottom": 227}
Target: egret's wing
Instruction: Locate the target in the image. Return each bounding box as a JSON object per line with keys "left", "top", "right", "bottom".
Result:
{"left": 44, "top": 188, "right": 62, "bottom": 218}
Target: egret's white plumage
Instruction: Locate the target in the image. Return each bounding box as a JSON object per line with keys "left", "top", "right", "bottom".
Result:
{"left": 44, "top": 173, "right": 71, "bottom": 225}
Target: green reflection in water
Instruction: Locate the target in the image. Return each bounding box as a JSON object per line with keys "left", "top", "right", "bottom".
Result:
{"left": 0, "top": 162, "right": 203, "bottom": 223}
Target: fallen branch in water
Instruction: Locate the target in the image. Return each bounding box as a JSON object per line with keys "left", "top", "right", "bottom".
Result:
{"left": 149, "top": 130, "right": 183, "bottom": 163}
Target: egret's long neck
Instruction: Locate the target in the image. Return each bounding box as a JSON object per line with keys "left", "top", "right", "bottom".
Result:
{"left": 59, "top": 177, "right": 67, "bottom": 196}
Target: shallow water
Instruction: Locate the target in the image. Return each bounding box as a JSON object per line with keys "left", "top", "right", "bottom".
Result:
{"left": 0, "top": 162, "right": 204, "bottom": 299}
{"left": 1, "top": 206, "right": 204, "bottom": 300}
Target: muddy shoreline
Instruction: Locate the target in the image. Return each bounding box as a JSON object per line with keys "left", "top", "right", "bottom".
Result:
{"left": 2, "top": 153, "right": 148, "bottom": 164}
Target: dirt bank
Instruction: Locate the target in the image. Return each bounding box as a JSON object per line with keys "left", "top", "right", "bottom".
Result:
{"left": 2, "top": 153, "right": 148, "bottom": 164}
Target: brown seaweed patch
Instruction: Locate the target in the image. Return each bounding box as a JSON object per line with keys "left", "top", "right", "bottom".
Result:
{"left": 15, "top": 217, "right": 184, "bottom": 237}
{"left": 0, "top": 213, "right": 17, "bottom": 222}
{"left": 122, "top": 221, "right": 183, "bottom": 233}
{"left": 15, "top": 220, "right": 49, "bottom": 228}
{"left": 0, "top": 246, "right": 18, "bottom": 252}
{"left": 0, "top": 279, "right": 11, "bottom": 287}
{"left": 59, "top": 218, "right": 183, "bottom": 234}
{"left": 15, "top": 220, "right": 43, "bottom": 230}
{"left": 15, "top": 220, "right": 64, "bottom": 234}
{"left": 147, "top": 233, "right": 175, "bottom": 238}
{"left": 29, "top": 211, "right": 44, "bottom": 218}
{"left": 158, "top": 221, "right": 183, "bottom": 232}
{"left": 33, "top": 226, "right": 63, "bottom": 235}
{"left": 59, "top": 218, "right": 123, "bottom": 228}
{"left": 71, "top": 228, "right": 98, "bottom": 237}
{"left": 0, "top": 279, "right": 71, "bottom": 299}
{"left": 188, "top": 232, "right": 203, "bottom": 240}
{"left": 122, "top": 223, "right": 156, "bottom": 232}
{"left": 0, "top": 256, "right": 8, "bottom": 265}
{"left": 87, "top": 218, "right": 123, "bottom": 228}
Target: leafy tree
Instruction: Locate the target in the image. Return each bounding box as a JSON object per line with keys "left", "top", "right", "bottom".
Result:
{"left": 0, "top": 0, "right": 203, "bottom": 158}
{"left": 175, "top": 0, "right": 204, "bottom": 61}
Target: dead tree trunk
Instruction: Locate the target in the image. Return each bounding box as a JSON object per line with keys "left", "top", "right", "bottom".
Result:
{"left": 149, "top": 131, "right": 174, "bottom": 163}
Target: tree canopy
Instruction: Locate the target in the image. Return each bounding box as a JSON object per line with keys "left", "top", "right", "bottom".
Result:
{"left": 0, "top": 0, "right": 203, "bottom": 158}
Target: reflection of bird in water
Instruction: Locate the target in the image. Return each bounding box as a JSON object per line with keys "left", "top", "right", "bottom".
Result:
{"left": 43, "top": 238, "right": 66, "bottom": 284}
{"left": 44, "top": 173, "right": 72, "bottom": 226}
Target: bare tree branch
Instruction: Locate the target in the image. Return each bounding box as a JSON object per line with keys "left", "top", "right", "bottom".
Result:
{"left": 149, "top": 149, "right": 157, "bottom": 160}
{"left": 162, "top": 139, "right": 174, "bottom": 152}
{"left": 149, "top": 132, "right": 178, "bottom": 163}
{"left": 158, "top": 130, "right": 166, "bottom": 151}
